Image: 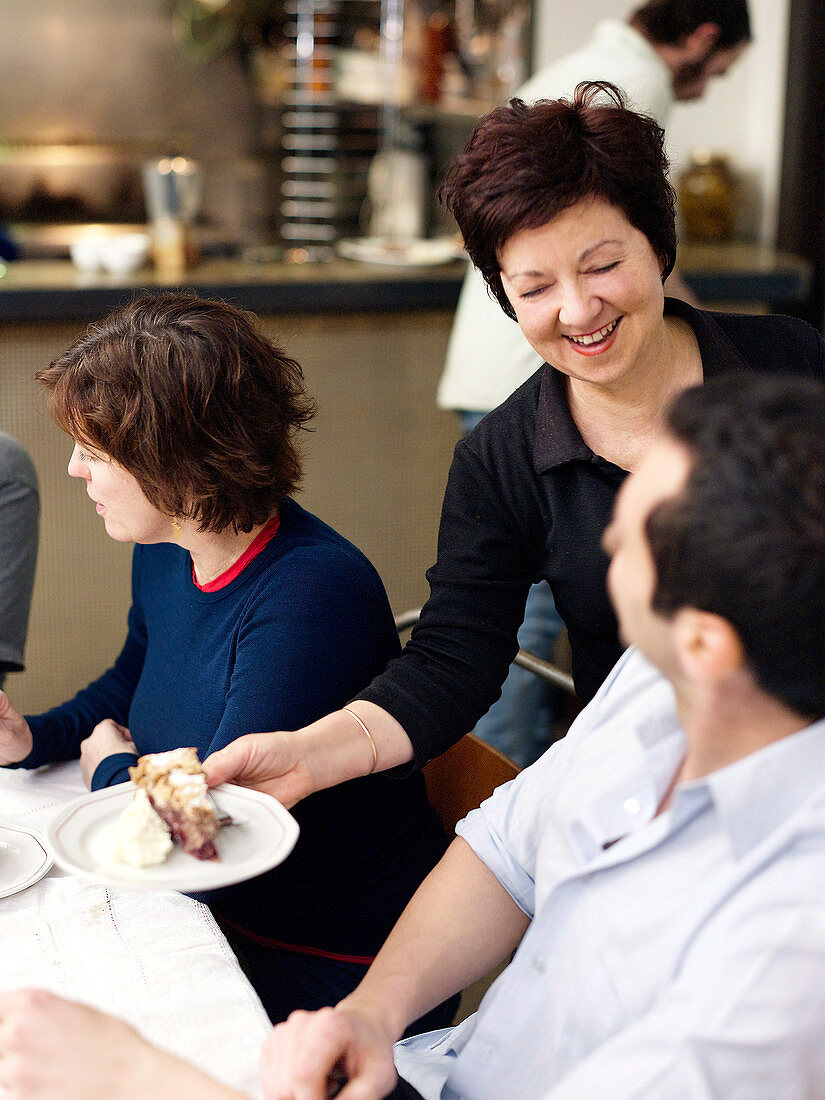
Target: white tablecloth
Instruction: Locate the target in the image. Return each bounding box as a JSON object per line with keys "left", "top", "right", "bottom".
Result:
{"left": 0, "top": 761, "right": 271, "bottom": 1098}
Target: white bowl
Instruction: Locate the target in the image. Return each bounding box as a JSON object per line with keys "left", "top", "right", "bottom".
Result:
{"left": 69, "top": 237, "right": 107, "bottom": 273}
{"left": 70, "top": 232, "right": 151, "bottom": 276}
{"left": 100, "top": 233, "right": 151, "bottom": 275}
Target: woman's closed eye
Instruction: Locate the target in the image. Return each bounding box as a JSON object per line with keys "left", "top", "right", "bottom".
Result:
{"left": 587, "top": 261, "right": 620, "bottom": 275}
{"left": 519, "top": 262, "right": 618, "bottom": 298}
{"left": 520, "top": 284, "right": 552, "bottom": 300}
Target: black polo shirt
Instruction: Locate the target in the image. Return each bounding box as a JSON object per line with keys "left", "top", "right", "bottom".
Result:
{"left": 360, "top": 300, "right": 825, "bottom": 766}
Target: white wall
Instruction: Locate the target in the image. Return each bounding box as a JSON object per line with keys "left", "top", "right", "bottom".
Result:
{"left": 0, "top": 0, "right": 262, "bottom": 241}
{"left": 533, "top": 0, "right": 790, "bottom": 242}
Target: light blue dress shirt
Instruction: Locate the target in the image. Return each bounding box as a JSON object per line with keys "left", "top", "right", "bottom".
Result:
{"left": 394, "top": 648, "right": 825, "bottom": 1099}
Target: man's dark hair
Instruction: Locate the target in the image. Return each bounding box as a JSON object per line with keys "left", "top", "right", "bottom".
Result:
{"left": 37, "top": 291, "right": 316, "bottom": 534}
{"left": 438, "top": 81, "right": 676, "bottom": 320}
{"left": 632, "top": 0, "right": 751, "bottom": 50}
{"left": 647, "top": 372, "right": 825, "bottom": 719}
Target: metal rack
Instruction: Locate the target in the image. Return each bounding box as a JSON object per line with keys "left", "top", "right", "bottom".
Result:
{"left": 278, "top": 0, "right": 383, "bottom": 260}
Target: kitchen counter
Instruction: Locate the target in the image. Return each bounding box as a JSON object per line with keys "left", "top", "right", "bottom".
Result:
{"left": 0, "top": 240, "right": 813, "bottom": 323}
{"left": 0, "top": 256, "right": 470, "bottom": 322}
{"left": 676, "top": 240, "right": 812, "bottom": 305}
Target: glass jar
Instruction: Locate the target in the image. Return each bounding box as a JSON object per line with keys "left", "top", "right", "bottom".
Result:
{"left": 677, "top": 150, "right": 737, "bottom": 242}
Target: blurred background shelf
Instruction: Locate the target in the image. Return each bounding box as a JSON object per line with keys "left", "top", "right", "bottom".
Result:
{"left": 0, "top": 240, "right": 811, "bottom": 323}
{"left": 677, "top": 240, "right": 812, "bottom": 308}
{"left": 0, "top": 255, "right": 468, "bottom": 321}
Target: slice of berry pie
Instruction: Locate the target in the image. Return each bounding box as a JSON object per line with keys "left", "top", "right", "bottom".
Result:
{"left": 129, "top": 747, "right": 223, "bottom": 861}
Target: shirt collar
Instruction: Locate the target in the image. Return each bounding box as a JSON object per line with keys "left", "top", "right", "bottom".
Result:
{"left": 533, "top": 298, "right": 752, "bottom": 474}
{"left": 666, "top": 296, "right": 752, "bottom": 380}
{"left": 565, "top": 716, "right": 825, "bottom": 865}
{"left": 533, "top": 368, "right": 592, "bottom": 472}
{"left": 553, "top": 652, "right": 686, "bottom": 857}
{"left": 556, "top": 651, "right": 825, "bottom": 863}
{"left": 699, "top": 718, "right": 825, "bottom": 860}
{"left": 565, "top": 710, "right": 686, "bottom": 858}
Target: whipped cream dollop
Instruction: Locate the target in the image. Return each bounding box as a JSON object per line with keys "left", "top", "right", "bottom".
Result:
{"left": 109, "top": 788, "right": 173, "bottom": 867}
{"left": 163, "top": 766, "right": 211, "bottom": 807}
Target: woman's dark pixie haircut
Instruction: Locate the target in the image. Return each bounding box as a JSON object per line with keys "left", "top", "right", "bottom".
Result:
{"left": 438, "top": 81, "right": 677, "bottom": 320}
{"left": 36, "top": 290, "right": 316, "bottom": 534}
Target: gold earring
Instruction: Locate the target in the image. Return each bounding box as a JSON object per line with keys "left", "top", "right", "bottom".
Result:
{"left": 172, "top": 517, "right": 182, "bottom": 540}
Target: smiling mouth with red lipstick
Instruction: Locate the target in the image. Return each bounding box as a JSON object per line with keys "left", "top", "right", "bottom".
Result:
{"left": 565, "top": 317, "right": 621, "bottom": 355}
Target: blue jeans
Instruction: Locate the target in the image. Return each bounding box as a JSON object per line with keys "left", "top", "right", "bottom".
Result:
{"left": 459, "top": 411, "right": 565, "bottom": 768}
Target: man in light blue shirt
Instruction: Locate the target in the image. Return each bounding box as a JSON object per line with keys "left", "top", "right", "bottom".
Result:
{"left": 258, "top": 370, "right": 825, "bottom": 1099}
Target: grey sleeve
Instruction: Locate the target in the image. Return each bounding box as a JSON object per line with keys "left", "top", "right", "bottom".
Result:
{"left": 0, "top": 433, "right": 39, "bottom": 672}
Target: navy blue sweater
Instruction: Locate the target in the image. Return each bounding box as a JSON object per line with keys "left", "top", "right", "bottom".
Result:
{"left": 23, "top": 499, "right": 447, "bottom": 955}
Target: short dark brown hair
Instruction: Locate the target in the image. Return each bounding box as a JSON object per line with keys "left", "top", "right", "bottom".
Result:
{"left": 36, "top": 291, "right": 316, "bottom": 533}
{"left": 438, "top": 81, "right": 677, "bottom": 320}
{"left": 647, "top": 373, "right": 825, "bottom": 719}
{"left": 632, "top": 0, "right": 751, "bottom": 51}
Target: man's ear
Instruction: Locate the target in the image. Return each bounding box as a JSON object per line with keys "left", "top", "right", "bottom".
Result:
{"left": 682, "top": 22, "right": 721, "bottom": 61}
{"left": 672, "top": 608, "right": 744, "bottom": 683}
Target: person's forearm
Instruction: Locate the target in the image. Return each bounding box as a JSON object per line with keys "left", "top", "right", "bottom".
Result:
{"left": 0, "top": 989, "right": 252, "bottom": 1100}
{"left": 301, "top": 701, "right": 415, "bottom": 790}
{"left": 203, "top": 702, "right": 417, "bottom": 807}
{"left": 338, "top": 837, "right": 530, "bottom": 1040}
{"left": 20, "top": 631, "right": 144, "bottom": 770}
{"left": 131, "top": 1046, "right": 250, "bottom": 1100}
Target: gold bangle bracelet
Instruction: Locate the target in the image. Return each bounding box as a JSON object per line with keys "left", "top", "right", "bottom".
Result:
{"left": 342, "top": 706, "right": 378, "bottom": 775}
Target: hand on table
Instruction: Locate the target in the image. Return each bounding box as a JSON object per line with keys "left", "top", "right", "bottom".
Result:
{"left": 260, "top": 1005, "right": 398, "bottom": 1100}
{"left": 0, "top": 691, "right": 32, "bottom": 766}
{"left": 0, "top": 989, "right": 246, "bottom": 1100}
{"left": 79, "top": 718, "right": 136, "bottom": 789}
{"left": 204, "top": 731, "right": 314, "bottom": 809}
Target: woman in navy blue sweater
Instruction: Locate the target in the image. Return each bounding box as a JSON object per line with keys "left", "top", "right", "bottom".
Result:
{"left": 0, "top": 290, "right": 452, "bottom": 1026}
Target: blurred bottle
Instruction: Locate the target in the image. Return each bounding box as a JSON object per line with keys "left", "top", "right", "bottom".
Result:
{"left": 678, "top": 150, "right": 737, "bottom": 242}
{"left": 364, "top": 147, "right": 427, "bottom": 241}
{"left": 419, "top": 11, "right": 455, "bottom": 102}
{"left": 492, "top": 7, "right": 527, "bottom": 101}
{"left": 142, "top": 156, "right": 202, "bottom": 276}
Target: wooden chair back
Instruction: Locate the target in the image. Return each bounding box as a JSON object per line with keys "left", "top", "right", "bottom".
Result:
{"left": 423, "top": 733, "right": 520, "bottom": 834}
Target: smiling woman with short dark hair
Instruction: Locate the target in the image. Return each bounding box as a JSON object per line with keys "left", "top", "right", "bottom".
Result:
{"left": 198, "top": 82, "right": 825, "bottom": 817}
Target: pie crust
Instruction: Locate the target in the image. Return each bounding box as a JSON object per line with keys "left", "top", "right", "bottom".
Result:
{"left": 129, "top": 747, "right": 221, "bottom": 861}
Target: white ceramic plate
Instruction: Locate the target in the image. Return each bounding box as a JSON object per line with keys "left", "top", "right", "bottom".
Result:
{"left": 0, "top": 823, "right": 53, "bottom": 899}
{"left": 336, "top": 236, "right": 464, "bottom": 267}
{"left": 44, "top": 784, "right": 299, "bottom": 893}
